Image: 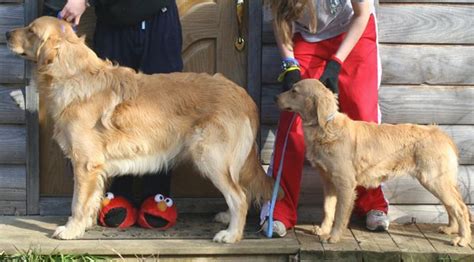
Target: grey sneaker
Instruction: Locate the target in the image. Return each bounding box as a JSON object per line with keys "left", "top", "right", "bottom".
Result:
{"left": 262, "top": 220, "right": 287, "bottom": 238}
{"left": 366, "top": 210, "right": 390, "bottom": 231}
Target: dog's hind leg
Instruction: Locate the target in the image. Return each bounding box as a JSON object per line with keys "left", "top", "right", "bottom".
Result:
{"left": 417, "top": 171, "right": 471, "bottom": 247}
{"left": 314, "top": 172, "right": 337, "bottom": 237}
{"left": 53, "top": 162, "right": 106, "bottom": 240}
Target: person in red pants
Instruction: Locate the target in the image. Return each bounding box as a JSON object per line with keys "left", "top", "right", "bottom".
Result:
{"left": 262, "top": 0, "right": 389, "bottom": 237}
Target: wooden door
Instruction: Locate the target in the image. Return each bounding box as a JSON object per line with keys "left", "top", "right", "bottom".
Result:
{"left": 39, "top": 0, "right": 247, "bottom": 197}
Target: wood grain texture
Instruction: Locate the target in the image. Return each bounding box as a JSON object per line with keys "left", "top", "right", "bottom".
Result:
{"left": 262, "top": 45, "right": 474, "bottom": 85}
{"left": 388, "top": 223, "right": 438, "bottom": 261}
{"left": 0, "top": 200, "right": 25, "bottom": 215}
{"left": 0, "top": 45, "right": 24, "bottom": 83}
{"left": 379, "top": 85, "right": 474, "bottom": 125}
{"left": 0, "top": 165, "right": 26, "bottom": 201}
{"left": 380, "top": 45, "right": 474, "bottom": 85}
{"left": 0, "top": 87, "right": 25, "bottom": 124}
{"left": 261, "top": 84, "right": 474, "bottom": 125}
{"left": 377, "top": 4, "right": 474, "bottom": 44}
{"left": 0, "top": 125, "right": 25, "bottom": 164}
{"left": 0, "top": 3, "right": 23, "bottom": 43}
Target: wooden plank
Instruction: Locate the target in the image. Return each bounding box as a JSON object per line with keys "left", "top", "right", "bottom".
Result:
{"left": 380, "top": 45, "right": 474, "bottom": 85}
{"left": 246, "top": 0, "right": 262, "bottom": 119}
{"left": 0, "top": 164, "right": 26, "bottom": 201}
{"left": 388, "top": 205, "right": 474, "bottom": 224}
{"left": 0, "top": 87, "right": 25, "bottom": 124}
{"left": 350, "top": 224, "right": 400, "bottom": 262}
{"left": 380, "top": 86, "right": 474, "bottom": 125}
{"left": 0, "top": 125, "right": 26, "bottom": 164}
{"left": 0, "top": 45, "right": 24, "bottom": 83}
{"left": 26, "top": 81, "right": 39, "bottom": 214}
{"left": 0, "top": 4, "right": 24, "bottom": 43}
{"left": 0, "top": 200, "right": 25, "bottom": 215}
{"left": 262, "top": 45, "right": 474, "bottom": 85}
{"left": 25, "top": 0, "right": 40, "bottom": 215}
{"left": 384, "top": 165, "right": 474, "bottom": 204}
{"left": 377, "top": 4, "right": 474, "bottom": 44}
{"left": 262, "top": 4, "right": 474, "bottom": 44}
{"left": 416, "top": 223, "right": 474, "bottom": 260}
{"left": 321, "top": 228, "right": 362, "bottom": 261}
{"left": 261, "top": 124, "right": 474, "bottom": 165}
{"left": 388, "top": 223, "right": 438, "bottom": 261}
{"left": 0, "top": 216, "right": 300, "bottom": 256}
{"left": 294, "top": 224, "right": 324, "bottom": 262}
{"left": 261, "top": 84, "right": 474, "bottom": 125}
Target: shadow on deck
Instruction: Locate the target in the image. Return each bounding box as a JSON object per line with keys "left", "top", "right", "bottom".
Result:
{"left": 0, "top": 214, "right": 472, "bottom": 261}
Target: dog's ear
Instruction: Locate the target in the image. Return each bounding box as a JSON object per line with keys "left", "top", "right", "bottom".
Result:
{"left": 37, "top": 36, "right": 58, "bottom": 66}
{"left": 316, "top": 88, "right": 338, "bottom": 128}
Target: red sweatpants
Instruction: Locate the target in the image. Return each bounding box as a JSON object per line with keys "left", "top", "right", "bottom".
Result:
{"left": 271, "top": 15, "right": 388, "bottom": 229}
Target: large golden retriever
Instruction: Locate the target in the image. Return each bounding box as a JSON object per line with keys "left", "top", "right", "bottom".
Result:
{"left": 6, "top": 16, "right": 276, "bottom": 243}
{"left": 276, "top": 79, "right": 472, "bottom": 246}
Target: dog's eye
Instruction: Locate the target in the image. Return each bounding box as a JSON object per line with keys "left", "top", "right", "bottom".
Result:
{"left": 154, "top": 194, "right": 165, "bottom": 202}
{"left": 105, "top": 192, "right": 114, "bottom": 200}
{"left": 291, "top": 89, "right": 297, "bottom": 93}
{"left": 165, "top": 198, "right": 173, "bottom": 207}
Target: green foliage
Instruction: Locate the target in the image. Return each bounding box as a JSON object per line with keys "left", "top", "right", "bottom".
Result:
{"left": 0, "top": 249, "right": 108, "bottom": 262}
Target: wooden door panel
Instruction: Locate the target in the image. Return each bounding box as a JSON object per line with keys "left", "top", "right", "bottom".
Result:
{"left": 40, "top": 0, "right": 246, "bottom": 198}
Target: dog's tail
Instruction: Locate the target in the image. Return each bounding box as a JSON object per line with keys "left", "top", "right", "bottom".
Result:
{"left": 240, "top": 144, "right": 284, "bottom": 207}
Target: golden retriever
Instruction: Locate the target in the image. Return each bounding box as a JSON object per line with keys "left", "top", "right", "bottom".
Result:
{"left": 276, "top": 79, "right": 472, "bottom": 246}
{"left": 7, "top": 16, "right": 276, "bottom": 243}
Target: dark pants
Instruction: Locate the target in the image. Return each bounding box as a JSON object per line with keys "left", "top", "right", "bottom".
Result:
{"left": 94, "top": 2, "right": 183, "bottom": 202}
{"left": 44, "top": 2, "right": 183, "bottom": 203}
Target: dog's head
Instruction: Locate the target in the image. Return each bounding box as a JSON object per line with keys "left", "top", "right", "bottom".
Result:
{"left": 276, "top": 79, "right": 338, "bottom": 127}
{"left": 6, "top": 16, "right": 79, "bottom": 66}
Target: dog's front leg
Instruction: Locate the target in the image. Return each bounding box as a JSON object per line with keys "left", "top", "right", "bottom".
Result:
{"left": 314, "top": 173, "right": 336, "bottom": 237}
{"left": 53, "top": 162, "right": 105, "bottom": 240}
{"left": 323, "top": 176, "right": 356, "bottom": 244}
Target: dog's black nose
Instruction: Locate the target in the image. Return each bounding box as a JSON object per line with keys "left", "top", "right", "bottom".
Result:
{"left": 273, "top": 95, "right": 278, "bottom": 103}
{"left": 5, "top": 31, "right": 11, "bottom": 41}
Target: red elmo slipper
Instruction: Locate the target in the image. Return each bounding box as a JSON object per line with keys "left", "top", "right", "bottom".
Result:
{"left": 137, "top": 194, "right": 177, "bottom": 229}
{"left": 98, "top": 192, "right": 137, "bottom": 228}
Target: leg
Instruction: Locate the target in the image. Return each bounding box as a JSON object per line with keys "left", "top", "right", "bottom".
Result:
{"left": 418, "top": 175, "right": 471, "bottom": 246}
{"left": 324, "top": 176, "right": 357, "bottom": 244}
{"left": 314, "top": 173, "right": 337, "bottom": 237}
{"left": 53, "top": 162, "right": 105, "bottom": 239}
{"left": 268, "top": 112, "right": 306, "bottom": 229}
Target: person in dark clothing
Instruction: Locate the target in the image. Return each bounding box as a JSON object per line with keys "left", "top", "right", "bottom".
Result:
{"left": 43, "top": 0, "right": 183, "bottom": 228}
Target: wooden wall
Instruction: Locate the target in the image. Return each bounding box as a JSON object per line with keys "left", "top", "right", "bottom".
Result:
{"left": 0, "top": 0, "right": 27, "bottom": 215}
{"left": 260, "top": 0, "right": 474, "bottom": 223}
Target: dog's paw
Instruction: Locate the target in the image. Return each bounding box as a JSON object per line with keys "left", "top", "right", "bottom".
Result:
{"left": 313, "top": 225, "right": 330, "bottom": 236}
{"left": 451, "top": 236, "right": 471, "bottom": 247}
{"left": 212, "top": 230, "right": 241, "bottom": 243}
{"left": 328, "top": 234, "right": 341, "bottom": 244}
{"left": 214, "top": 211, "right": 230, "bottom": 224}
{"left": 52, "top": 225, "right": 84, "bottom": 240}
{"left": 438, "top": 225, "right": 458, "bottom": 235}
{"left": 319, "top": 234, "right": 331, "bottom": 243}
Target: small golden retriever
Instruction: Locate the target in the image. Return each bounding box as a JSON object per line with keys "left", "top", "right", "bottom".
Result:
{"left": 276, "top": 79, "right": 472, "bottom": 246}
{"left": 7, "top": 16, "right": 276, "bottom": 243}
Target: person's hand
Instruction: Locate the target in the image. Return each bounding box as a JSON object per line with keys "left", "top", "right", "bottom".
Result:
{"left": 278, "top": 58, "right": 301, "bottom": 92}
{"left": 319, "top": 59, "right": 342, "bottom": 94}
{"left": 59, "top": 0, "right": 88, "bottom": 26}
{"left": 282, "top": 69, "right": 301, "bottom": 92}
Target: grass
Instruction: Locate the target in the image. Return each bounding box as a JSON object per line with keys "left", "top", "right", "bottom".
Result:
{"left": 0, "top": 250, "right": 108, "bottom": 262}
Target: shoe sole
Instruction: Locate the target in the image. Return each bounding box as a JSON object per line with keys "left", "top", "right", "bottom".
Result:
{"left": 366, "top": 225, "right": 388, "bottom": 232}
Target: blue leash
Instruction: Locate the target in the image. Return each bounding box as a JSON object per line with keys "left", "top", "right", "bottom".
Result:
{"left": 266, "top": 114, "right": 296, "bottom": 238}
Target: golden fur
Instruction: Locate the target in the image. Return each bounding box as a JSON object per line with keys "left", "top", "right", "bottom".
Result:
{"left": 276, "top": 79, "right": 472, "bottom": 247}
{"left": 7, "top": 16, "right": 277, "bottom": 243}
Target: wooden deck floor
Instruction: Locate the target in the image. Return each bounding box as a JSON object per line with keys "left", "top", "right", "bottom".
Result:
{"left": 0, "top": 215, "right": 472, "bottom": 261}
